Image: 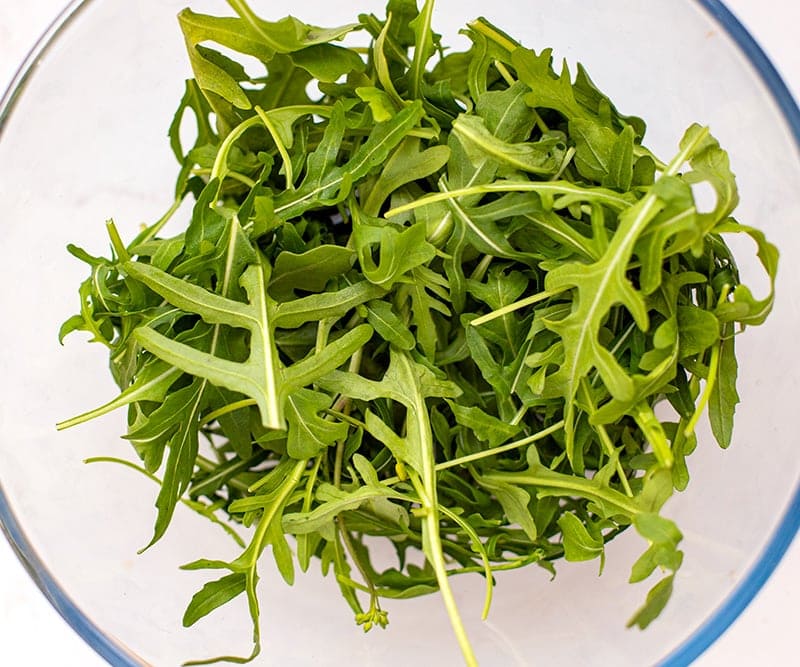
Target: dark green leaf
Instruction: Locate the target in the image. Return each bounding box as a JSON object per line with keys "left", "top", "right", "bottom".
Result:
{"left": 709, "top": 330, "right": 739, "bottom": 448}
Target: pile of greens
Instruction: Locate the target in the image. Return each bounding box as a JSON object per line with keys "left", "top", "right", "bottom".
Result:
{"left": 58, "top": 0, "right": 777, "bottom": 664}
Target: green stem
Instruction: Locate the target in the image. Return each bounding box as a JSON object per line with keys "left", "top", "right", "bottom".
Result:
{"left": 593, "top": 421, "right": 634, "bottom": 497}
{"left": 381, "top": 421, "right": 566, "bottom": 487}
{"left": 578, "top": 379, "right": 633, "bottom": 497}
{"left": 438, "top": 420, "right": 565, "bottom": 472}
{"left": 408, "top": 473, "right": 478, "bottom": 667}
{"left": 338, "top": 517, "right": 382, "bottom": 614}
{"left": 323, "top": 409, "right": 368, "bottom": 431}
{"left": 385, "top": 181, "right": 634, "bottom": 219}
{"left": 466, "top": 17, "right": 520, "bottom": 54}
{"left": 138, "top": 196, "right": 184, "bottom": 244}
{"left": 192, "top": 168, "right": 256, "bottom": 188}
{"left": 437, "top": 504, "right": 494, "bottom": 621}
{"left": 241, "top": 458, "right": 306, "bottom": 564}
{"left": 106, "top": 219, "right": 130, "bottom": 262}
{"left": 200, "top": 398, "right": 257, "bottom": 427}
{"left": 395, "top": 349, "right": 477, "bottom": 667}
{"left": 210, "top": 116, "right": 262, "bottom": 182}
{"left": 254, "top": 105, "right": 294, "bottom": 189}
{"left": 493, "top": 60, "right": 516, "bottom": 87}
{"left": 468, "top": 254, "right": 494, "bottom": 281}
{"left": 684, "top": 342, "right": 721, "bottom": 436}
{"left": 551, "top": 146, "right": 576, "bottom": 181}
{"left": 470, "top": 288, "right": 563, "bottom": 327}
{"left": 228, "top": 458, "right": 306, "bottom": 663}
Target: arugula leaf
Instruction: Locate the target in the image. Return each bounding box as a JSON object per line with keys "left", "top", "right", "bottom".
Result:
{"left": 183, "top": 572, "right": 247, "bottom": 627}
{"left": 557, "top": 513, "right": 604, "bottom": 564}
{"left": 627, "top": 575, "right": 675, "bottom": 630}
{"left": 708, "top": 328, "right": 739, "bottom": 448}
{"left": 285, "top": 389, "right": 347, "bottom": 458}
{"left": 274, "top": 102, "right": 426, "bottom": 219}
{"left": 59, "top": 2, "right": 777, "bottom": 664}
{"left": 269, "top": 245, "right": 355, "bottom": 300}
{"left": 126, "top": 259, "right": 284, "bottom": 429}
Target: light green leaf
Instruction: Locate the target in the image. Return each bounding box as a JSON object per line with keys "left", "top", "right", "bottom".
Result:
{"left": 356, "top": 86, "right": 397, "bottom": 123}
{"left": 183, "top": 572, "right": 247, "bottom": 627}
{"left": 283, "top": 482, "right": 406, "bottom": 535}
{"left": 677, "top": 306, "right": 720, "bottom": 358}
{"left": 633, "top": 513, "right": 683, "bottom": 547}
{"left": 362, "top": 137, "right": 450, "bottom": 216}
{"left": 627, "top": 574, "right": 675, "bottom": 630}
{"left": 453, "top": 114, "right": 566, "bottom": 176}
{"left": 353, "top": 205, "right": 436, "bottom": 287}
{"left": 285, "top": 389, "right": 347, "bottom": 459}
{"left": 557, "top": 513, "right": 604, "bottom": 562}
{"left": 275, "top": 101, "right": 425, "bottom": 219}
{"left": 715, "top": 220, "right": 778, "bottom": 326}
{"left": 477, "top": 476, "right": 537, "bottom": 541}
{"left": 126, "top": 260, "right": 283, "bottom": 430}
{"left": 449, "top": 403, "right": 520, "bottom": 448}
{"left": 513, "top": 48, "right": 582, "bottom": 119}
{"left": 269, "top": 245, "right": 355, "bottom": 300}
{"left": 407, "top": 0, "right": 437, "bottom": 98}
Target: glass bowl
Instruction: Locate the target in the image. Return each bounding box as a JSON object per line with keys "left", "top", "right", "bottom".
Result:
{"left": 1, "top": 1, "right": 798, "bottom": 665}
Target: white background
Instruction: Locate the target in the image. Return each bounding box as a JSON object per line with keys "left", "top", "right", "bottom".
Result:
{"left": 0, "top": 1, "right": 797, "bottom": 665}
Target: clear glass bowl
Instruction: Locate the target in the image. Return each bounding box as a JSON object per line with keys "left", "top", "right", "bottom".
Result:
{"left": 1, "top": 1, "right": 798, "bottom": 665}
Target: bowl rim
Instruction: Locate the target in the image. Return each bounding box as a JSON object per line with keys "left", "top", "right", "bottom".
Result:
{"left": 1, "top": 1, "right": 798, "bottom": 665}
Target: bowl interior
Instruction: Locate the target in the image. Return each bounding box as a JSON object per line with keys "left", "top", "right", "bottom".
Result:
{"left": 1, "top": 1, "right": 798, "bottom": 665}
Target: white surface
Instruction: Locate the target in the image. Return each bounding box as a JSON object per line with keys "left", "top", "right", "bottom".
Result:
{"left": 0, "top": 1, "right": 797, "bottom": 665}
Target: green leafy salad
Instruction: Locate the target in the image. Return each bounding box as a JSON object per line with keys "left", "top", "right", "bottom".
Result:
{"left": 58, "top": 0, "right": 777, "bottom": 664}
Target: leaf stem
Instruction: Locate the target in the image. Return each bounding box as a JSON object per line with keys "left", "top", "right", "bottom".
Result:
{"left": 436, "top": 504, "right": 494, "bottom": 620}
{"left": 324, "top": 409, "right": 368, "bottom": 431}
{"left": 684, "top": 342, "right": 721, "bottom": 437}
{"left": 385, "top": 181, "right": 634, "bottom": 219}
{"left": 470, "top": 288, "right": 562, "bottom": 327}
{"left": 106, "top": 219, "right": 130, "bottom": 262}
{"left": 192, "top": 168, "right": 256, "bottom": 188}
{"left": 493, "top": 60, "right": 516, "bottom": 87}
{"left": 468, "top": 254, "right": 494, "bottom": 281}
{"left": 210, "top": 116, "right": 262, "bottom": 183}
{"left": 338, "top": 516, "right": 384, "bottom": 621}
{"left": 578, "top": 379, "right": 633, "bottom": 497}
{"left": 551, "top": 146, "right": 576, "bottom": 181}
{"left": 437, "top": 420, "right": 565, "bottom": 471}
{"left": 466, "top": 17, "right": 520, "bottom": 54}
{"left": 200, "top": 399, "right": 257, "bottom": 427}
{"left": 254, "top": 105, "right": 294, "bottom": 189}
{"left": 631, "top": 402, "right": 674, "bottom": 468}
{"left": 138, "top": 196, "right": 184, "bottom": 244}
{"left": 233, "top": 457, "right": 306, "bottom": 659}
{"left": 408, "top": 472, "right": 478, "bottom": 667}
{"left": 297, "top": 455, "right": 322, "bottom": 571}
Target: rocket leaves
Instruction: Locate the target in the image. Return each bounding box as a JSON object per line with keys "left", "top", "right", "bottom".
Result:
{"left": 58, "top": 1, "right": 776, "bottom": 665}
